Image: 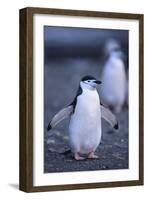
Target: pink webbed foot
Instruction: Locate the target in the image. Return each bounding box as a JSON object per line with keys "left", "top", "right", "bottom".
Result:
{"left": 74, "top": 152, "right": 85, "bottom": 160}
{"left": 88, "top": 152, "right": 99, "bottom": 159}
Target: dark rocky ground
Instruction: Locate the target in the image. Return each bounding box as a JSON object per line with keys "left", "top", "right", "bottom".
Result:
{"left": 44, "top": 108, "right": 128, "bottom": 173}
{"left": 44, "top": 29, "right": 129, "bottom": 173}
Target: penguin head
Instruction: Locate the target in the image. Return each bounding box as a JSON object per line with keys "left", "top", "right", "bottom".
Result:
{"left": 105, "top": 39, "right": 124, "bottom": 60}
{"left": 80, "top": 75, "right": 101, "bottom": 90}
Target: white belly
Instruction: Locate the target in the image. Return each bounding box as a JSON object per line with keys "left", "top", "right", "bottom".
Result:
{"left": 69, "top": 89, "right": 101, "bottom": 154}
{"left": 101, "top": 57, "right": 126, "bottom": 108}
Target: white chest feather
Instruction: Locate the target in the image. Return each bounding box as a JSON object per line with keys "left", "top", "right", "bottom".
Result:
{"left": 101, "top": 56, "right": 126, "bottom": 106}
{"left": 69, "top": 89, "right": 102, "bottom": 154}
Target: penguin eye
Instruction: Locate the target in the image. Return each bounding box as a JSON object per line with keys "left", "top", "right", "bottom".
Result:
{"left": 83, "top": 80, "right": 91, "bottom": 84}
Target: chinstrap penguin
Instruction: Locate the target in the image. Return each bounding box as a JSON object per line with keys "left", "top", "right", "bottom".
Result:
{"left": 100, "top": 39, "right": 127, "bottom": 113}
{"left": 47, "top": 75, "right": 118, "bottom": 160}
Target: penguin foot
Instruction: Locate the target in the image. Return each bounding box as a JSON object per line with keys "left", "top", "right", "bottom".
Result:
{"left": 88, "top": 152, "right": 99, "bottom": 159}
{"left": 74, "top": 153, "right": 85, "bottom": 160}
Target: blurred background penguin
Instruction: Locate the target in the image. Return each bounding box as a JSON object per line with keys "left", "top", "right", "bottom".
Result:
{"left": 100, "top": 39, "right": 127, "bottom": 113}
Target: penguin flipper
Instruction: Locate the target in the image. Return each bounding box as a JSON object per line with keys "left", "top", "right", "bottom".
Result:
{"left": 100, "top": 105, "right": 119, "bottom": 129}
{"left": 47, "top": 105, "right": 73, "bottom": 131}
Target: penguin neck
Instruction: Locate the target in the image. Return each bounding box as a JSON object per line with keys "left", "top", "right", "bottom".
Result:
{"left": 79, "top": 84, "right": 100, "bottom": 106}
{"left": 109, "top": 51, "right": 123, "bottom": 60}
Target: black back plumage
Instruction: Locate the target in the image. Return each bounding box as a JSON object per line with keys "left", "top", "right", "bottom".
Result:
{"left": 69, "top": 85, "right": 82, "bottom": 112}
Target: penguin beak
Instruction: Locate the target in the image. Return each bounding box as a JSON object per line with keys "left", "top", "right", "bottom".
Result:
{"left": 94, "top": 80, "right": 102, "bottom": 84}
